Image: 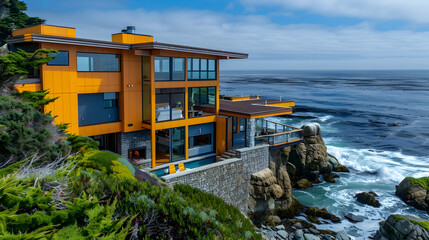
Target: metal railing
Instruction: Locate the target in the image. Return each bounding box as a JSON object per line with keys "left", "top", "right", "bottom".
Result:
{"left": 255, "top": 119, "right": 303, "bottom": 146}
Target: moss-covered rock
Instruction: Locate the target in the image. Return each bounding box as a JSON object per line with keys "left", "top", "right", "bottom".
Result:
{"left": 395, "top": 176, "right": 429, "bottom": 212}
{"left": 355, "top": 192, "right": 381, "bottom": 208}
{"left": 374, "top": 214, "right": 429, "bottom": 240}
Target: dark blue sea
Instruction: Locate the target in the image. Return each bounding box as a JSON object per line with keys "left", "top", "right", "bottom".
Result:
{"left": 220, "top": 70, "right": 429, "bottom": 239}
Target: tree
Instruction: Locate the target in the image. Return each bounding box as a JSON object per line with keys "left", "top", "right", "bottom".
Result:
{"left": 0, "top": 0, "right": 44, "bottom": 44}
{"left": 0, "top": 48, "right": 56, "bottom": 90}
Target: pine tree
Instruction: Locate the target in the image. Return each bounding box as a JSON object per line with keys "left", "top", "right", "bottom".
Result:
{"left": 0, "top": 0, "right": 45, "bottom": 45}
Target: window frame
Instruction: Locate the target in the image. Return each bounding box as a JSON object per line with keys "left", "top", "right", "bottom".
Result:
{"left": 187, "top": 58, "right": 217, "bottom": 81}
{"left": 47, "top": 50, "right": 69, "bottom": 66}
{"left": 76, "top": 52, "right": 121, "bottom": 72}
{"left": 154, "top": 56, "right": 186, "bottom": 81}
{"left": 188, "top": 86, "right": 217, "bottom": 118}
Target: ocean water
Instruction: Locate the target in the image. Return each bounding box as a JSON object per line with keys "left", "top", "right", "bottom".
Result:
{"left": 220, "top": 70, "right": 429, "bottom": 239}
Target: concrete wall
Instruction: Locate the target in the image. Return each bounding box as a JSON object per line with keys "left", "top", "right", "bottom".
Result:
{"left": 163, "top": 144, "right": 269, "bottom": 213}
{"left": 117, "top": 130, "right": 152, "bottom": 160}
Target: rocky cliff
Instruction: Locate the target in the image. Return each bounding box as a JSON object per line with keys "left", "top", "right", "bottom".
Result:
{"left": 395, "top": 176, "right": 429, "bottom": 212}
{"left": 374, "top": 215, "right": 429, "bottom": 240}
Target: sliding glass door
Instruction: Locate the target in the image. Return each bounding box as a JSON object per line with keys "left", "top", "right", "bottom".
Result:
{"left": 156, "top": 127, "right": 185, "bottom": 165}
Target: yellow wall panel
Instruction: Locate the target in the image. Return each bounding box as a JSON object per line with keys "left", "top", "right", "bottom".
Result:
{"left": 14, "top": 83, "right": 42, "bottom": 92}
{"left": 79, "top": 122, "right": 121, "bottom": 137}
{"left": 12, "top": 25, "right": 75, "bottom": 38}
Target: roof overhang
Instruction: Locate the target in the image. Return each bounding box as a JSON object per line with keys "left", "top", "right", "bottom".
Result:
{"left": 7, "top": 34, "right": 249, "bottom": 59}
{"left": 219, "top": 99, "right": 294, "bottom": 119}
{"left": 132, "top": 42, "right": 248, "bottom": 59}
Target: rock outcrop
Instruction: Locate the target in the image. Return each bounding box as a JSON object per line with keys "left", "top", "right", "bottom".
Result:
{"left": 374, "top": 215, "right": 429, "bottom": 240}
{"left": 355, "top": 192, "right": 381, "bottom": 208}
{"left": 270, "top": 123, "right": 348, "bottom": 188}
{"left": 248, "top": 168, "right": 302, "bottom": 226}
{"left": 395, "top": 177, "right": 429, "bottom": 212}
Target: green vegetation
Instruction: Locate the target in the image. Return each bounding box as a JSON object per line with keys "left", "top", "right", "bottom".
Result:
{"left": 393, "top": 215, "right": 429, "bottom": 230}
{"left": 405, "top": 176, "right": 429, "bottom": 190}
{"left": 0, "top": 0, "right": 44, "bottom": 45}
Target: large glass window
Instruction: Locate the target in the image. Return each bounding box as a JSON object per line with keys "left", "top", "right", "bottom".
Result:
{"left": 188, "top": 87, "right": 216, "bottom": 118}
{"left": 78, "top": 92, "right": 119, "bottom": 126}
{"left": 48, "top": 51, "right": 69, "bottom": 66}
{"left": 188, "top": 123, "right": 214, "bottom": 157}
{"left": 155, "top": 57, "right": 185, "bottom": 81}
{"left": 77, "top": 52, "right": 120, "bottom": 72}
{"left": 156, "top": 127, "right": 185, "bottom": 164}
{"left": 188, "top": 58, "right": 216, "bottom": 80}
{"left": 155, "top": 88, "right": 185, "bottom": 122}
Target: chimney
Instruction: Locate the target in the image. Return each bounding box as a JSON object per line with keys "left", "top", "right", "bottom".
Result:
{"left": 126, "top": 26, "right": 136, "bottom": 34}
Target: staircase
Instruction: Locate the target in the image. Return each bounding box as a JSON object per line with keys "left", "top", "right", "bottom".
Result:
{"left": 216, "top": 150, "right": 239, "bottom": 162}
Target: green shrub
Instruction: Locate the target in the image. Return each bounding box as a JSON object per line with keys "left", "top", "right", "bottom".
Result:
{"left": 0, "top": 95, "right": 70, "bottom": 167}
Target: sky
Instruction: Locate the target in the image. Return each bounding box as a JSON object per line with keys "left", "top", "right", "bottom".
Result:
{"left": 25, "top": 0, "right": 429, "bottom": 70}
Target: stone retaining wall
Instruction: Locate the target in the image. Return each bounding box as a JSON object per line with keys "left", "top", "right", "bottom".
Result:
{"left": 163, "top": 145, "right": 269, "bottom": 213}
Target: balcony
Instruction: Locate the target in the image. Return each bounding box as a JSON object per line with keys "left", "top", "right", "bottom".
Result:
{"left": 255, "top": 119, "right": 303, "bottom": 148}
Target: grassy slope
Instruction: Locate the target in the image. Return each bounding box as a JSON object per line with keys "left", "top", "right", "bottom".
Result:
{"left": 404, "top": 176, "right": 429, "bottom": 190}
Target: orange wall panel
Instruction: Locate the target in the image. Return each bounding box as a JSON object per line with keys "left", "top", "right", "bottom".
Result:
{"left": 14, "top": 83, "right": 42, "bottom": 92}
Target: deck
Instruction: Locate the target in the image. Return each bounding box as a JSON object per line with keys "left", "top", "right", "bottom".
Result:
{"left": 255, "top": 119, "right": 303, "bottom": 148}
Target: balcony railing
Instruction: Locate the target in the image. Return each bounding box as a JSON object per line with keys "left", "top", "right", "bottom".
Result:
{"left": 255, "top": 119, "right": 303, "bottom": 147}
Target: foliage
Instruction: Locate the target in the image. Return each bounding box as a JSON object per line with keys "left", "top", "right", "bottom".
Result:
{"left": 76, "top": 150, "right": 135, "bottom": 179}
{"left": 405, "top": 176, "right": 429, "bottom": 190}
{"left": 0, "top": 95, "right": 70, "bottom": 168}
{"left": 66, "top": 134, "right": 99, "bottom": 153}
{"left": 0, "top": 158, "right": 26, "bottom": 177}
{"left": 16, "top": 89, "right": 58, "bottom": 112}
{"left": 0, "top": 0, "right": 45, "bottom": 45}
{"left": 392, "top": 215, "right": 429, "bottom": 230}
{"left": 0, "top": 176, "right": 134, "bottom": 239}
{"left": 174, "top": 184, "right": 261, "bottom": 239}
{"left": 0, "top": 48, "right": 56, "bottom": 87}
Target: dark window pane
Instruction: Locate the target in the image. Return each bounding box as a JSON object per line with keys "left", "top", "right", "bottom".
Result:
{"left": 192, "top": 72, "right": 199, "bottom": 79}
{"left": 200, "top": 71, "right": 207, "bottom": 79}
{"left": 200, "top": 59, "right": 207, "bottom": 71}
{"left": 208, "top": 87, "right": 216, "bottom": 105}
{"left": 172, "top": 58, "right": 185, "bottom": 81}
{"left": 172, "top": 127, "right": 185, "bottom": 161}
{"left": 208, "top": 71, "right": 216, "bottom": 79}
{"left": 155, "top": 56, "right": 170, "bottom": 81}
{"left": 48, "top": 51, "right": 69, "bottom": 66}
{"left": 208, "top": 59, "right": 216, "bottom": 71}
{"left": 187, "top": 58, "right": 192, "bottom": 71}
{"left": 77, "top": 52, "right": 120, "bottom": 72}
{"left": 192, "top": 58, "right": 200, "bottom": 71}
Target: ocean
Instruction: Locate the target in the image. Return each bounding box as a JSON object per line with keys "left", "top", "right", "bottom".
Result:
{"left": 220, "top": 70, "right": 429, "bottom": 239}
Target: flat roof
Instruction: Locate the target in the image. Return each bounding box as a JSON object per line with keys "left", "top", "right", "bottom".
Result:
{"left": 219, "top": 99, "right": 294, "bottom": 119}
{"left": 7, "top": 34, "right": 248, "bottom": 58}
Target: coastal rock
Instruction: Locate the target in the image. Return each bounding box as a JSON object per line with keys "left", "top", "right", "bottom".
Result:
{"left": 296, "top": 179, "right": 313, "bottom": 189}
{"left": 355, "top": 192, "right": 381, "bottom": 207}
{"left": 304, "top": 207, "right": 341, "bottom": 223}
{"left": 333, "top": 163, "right": 350, "bottom": 172}
{"left": 322, "top": 173, "right": 339, "bottom": 183}
{"left": 344, "top": 213, "right": 364, "bottom": 223}
{"left": 304, "top": 233, "right": 320, "bottom": 240}
{"left": 302, "top": 123, "right": 321, "bottom": 137}
{"left": 335, "top": 231, "right": 350, "bottom": 240}
{"left": 248, "top": 168, "right": 302, "bottom": 225}
{"left": 374, "top": 214, "right": 429, "bottom": 240}
{"left": 395, "top": 177, "right": 429, "bottom": 212}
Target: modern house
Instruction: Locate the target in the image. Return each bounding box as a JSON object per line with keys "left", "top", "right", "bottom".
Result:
{"left": 8, "top": 24, "right": 303, "bottom": 171}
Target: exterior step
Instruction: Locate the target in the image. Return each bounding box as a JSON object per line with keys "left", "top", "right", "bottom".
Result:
{"left": 223, "top": 152, "right": 236, "bottom": 157}
{"left": 221, "top": 154, "right": 231, "bottom": 159}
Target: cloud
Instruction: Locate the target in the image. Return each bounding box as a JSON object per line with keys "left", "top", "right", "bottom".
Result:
{"left": 240, "top": 0, "right": 429, "bottom": 24}
{"left": 26, "top": 5, "right": 429, "bottom": 70}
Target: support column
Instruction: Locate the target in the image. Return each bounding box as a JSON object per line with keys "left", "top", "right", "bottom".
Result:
{"left": 246, "top": 118, "right": 256, "bottom": 147}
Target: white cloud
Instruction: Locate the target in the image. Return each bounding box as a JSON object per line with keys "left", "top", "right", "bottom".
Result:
{"left": 240, "top": 0, "right": 429, "bottom": 24}
{"left": 26, "top": 7, "right": 429, "bottom": 70}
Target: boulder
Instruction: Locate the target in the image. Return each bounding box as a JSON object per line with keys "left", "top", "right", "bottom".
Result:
{"left": 302, "top": 123, "right": 321, "bottom": 137}
{"left": 297, "top": 179, "right": 313, "bottom": 189}
{"left": 355, "top": 192, "right": 381, "bottom": 208}
{"left": 304, "top": 233, "right": 321, "bottom": 240}
{"left": 344, "top": 213, "right": 364, "bottom": 223}
{"left": 336, "top": 231, "right": 350, "bottom": 240}
{"left": 333, "top": 164, "right": 350, "bottom": 172}
{"left": 322, "top": 173, "right": 339, "bottom": 183}
{"left": 374, "top": 215, "right": 429, "bottom": 240}
{"left": 265, "top": 215, "right": 281, "bottom": 226}
{"left": 304, "top": 207, "right": 340, "bottom": 223}
{"left": 395, "top": 177, "right": 429, "bottom": 212}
